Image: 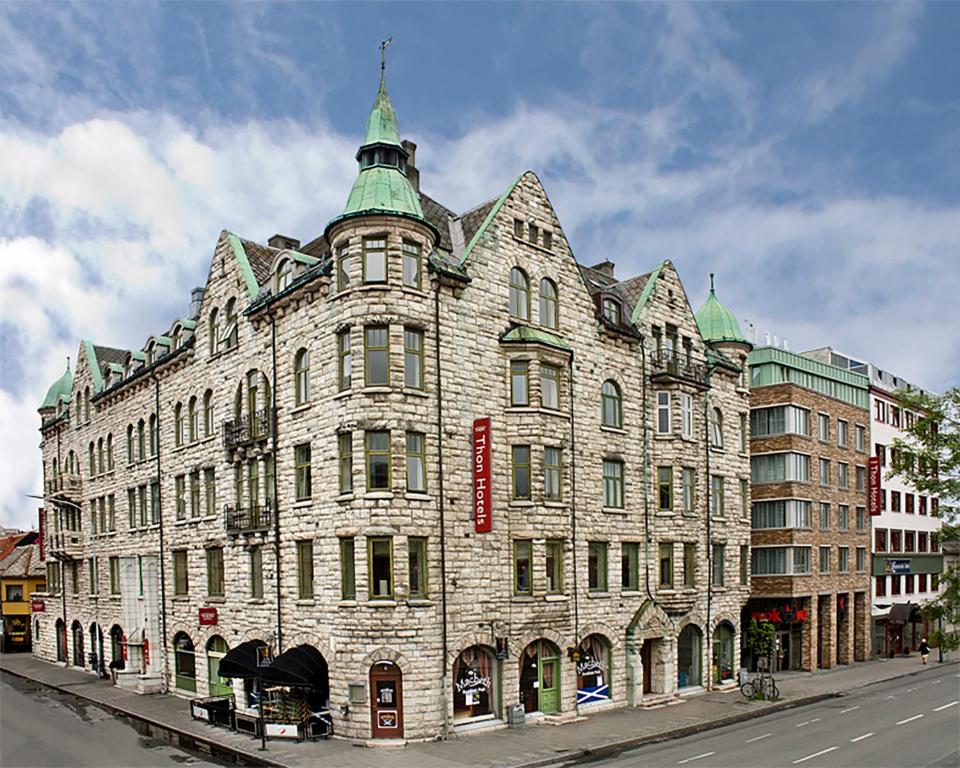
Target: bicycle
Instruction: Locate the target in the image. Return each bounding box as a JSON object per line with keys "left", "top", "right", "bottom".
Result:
{"left": 740, "top": 672, "right": 780, "bottom": 700}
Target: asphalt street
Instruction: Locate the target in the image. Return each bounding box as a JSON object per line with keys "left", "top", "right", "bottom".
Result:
{"left": 591, "top": 665, "right": 960, "bottom": 768}
{"left": 0, "top": 671, "right": 229, "bottom": 768}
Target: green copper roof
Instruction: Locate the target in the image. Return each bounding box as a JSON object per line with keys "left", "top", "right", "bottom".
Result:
{"left": 696, "top": 275, "right": 749, "bottom": 346}
{"left": 342, "top": 166, "right": 423, "bottom": 219}
{"left": 41, "top": 363, "right": 73, "bottom": 409}
{"left": 462, "top": 174, "right": 523, "bottom": 264}
{"left": 500, "top": 325, "right": 572, "bottom": 351}
{"left": 81, "top": 340, "right": 105, "bottom": 393}
{"left": 362, "top": 72, "right": 402, "bottom": 148}
{"left": 630, "top": 260, "right": 665, "bottom": 323}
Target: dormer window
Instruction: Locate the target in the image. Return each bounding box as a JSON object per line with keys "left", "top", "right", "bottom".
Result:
{"left": 602, "top": 297, "right": 621, "bottom": 325}
{"left": 276, "top": 258, "right": 293, "bottom": 292}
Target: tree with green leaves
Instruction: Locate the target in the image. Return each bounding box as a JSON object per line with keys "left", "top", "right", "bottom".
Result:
{"left": 890, "top": 386, "right": 959, "bottom": 650}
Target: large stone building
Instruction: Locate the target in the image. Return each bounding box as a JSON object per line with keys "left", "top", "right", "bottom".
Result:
{"left": 33, "top": 69, "right": 751, "bottom": 740}
{"left": 744, "top": 346, "right": 872, "bottom": 671}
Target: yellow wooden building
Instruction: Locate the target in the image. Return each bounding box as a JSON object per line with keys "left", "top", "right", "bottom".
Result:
{"left": 0, "top": 543, "right": 46, "bottom": 652}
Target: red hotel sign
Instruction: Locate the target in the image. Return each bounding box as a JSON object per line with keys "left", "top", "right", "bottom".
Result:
{"left": 473, "top": 417, "right": 492, "bottom": 533}
{"left": 868, "top": 456, "right": 882, "bottom": 516}
{"left": 198, "top": 607, "right": 218, "bottom": 626}
{"left": 31, "top": 599, "right": 45, "bottom": 613}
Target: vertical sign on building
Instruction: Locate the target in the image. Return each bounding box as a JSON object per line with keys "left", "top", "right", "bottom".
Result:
{"left": 868, "top": 456, "right": 881, "bottom": 516}
{"left": 38, "top": 507, "right": 45, "bottom": 561}
{"left": 473, "top": 417, "right": 492, "bottom": 533}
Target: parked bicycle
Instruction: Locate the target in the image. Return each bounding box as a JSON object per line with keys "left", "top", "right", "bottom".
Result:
{"left": 740, "top": 671, "right": 780, "bottom": 700}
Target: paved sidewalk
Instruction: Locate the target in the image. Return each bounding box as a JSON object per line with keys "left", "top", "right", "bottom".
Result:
{"left": 1, "top": 653, "right": 951, "bottom": 768}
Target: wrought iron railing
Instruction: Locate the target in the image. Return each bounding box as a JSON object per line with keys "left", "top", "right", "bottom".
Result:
{"left": 222, "top": 408, "right": 273, "bottom": 451}
{"left": 224, "top": 500, "right": 273, "bottom": 534}
{"left": 649, "top": 350, "right": 708, "bottom": 383}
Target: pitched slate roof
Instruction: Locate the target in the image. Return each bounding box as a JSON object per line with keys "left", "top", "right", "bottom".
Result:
{"left": 235, "top": 236, "right": 278, "bottom": 287}
{"left": 94, "top": 345, "right": 128, "bottom": 368}
{"left": 419, "top": 192, "right": 455, "bottom": 252}
{"left": 0, "top": 543, "right": 44, "bottom": 579}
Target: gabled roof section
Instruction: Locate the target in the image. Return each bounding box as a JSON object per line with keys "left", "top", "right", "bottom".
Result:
{"left": 461, "top": 174, "right": 523, "bottom": 264}
{"left": 420, "top": 192, "right": 455, "bottom": 252}
{"left": 81, "top": 340, "right": 105, "bottom": 393}
{"left": 629, "top": 261, "right": 666, "bottom": 324}
{"left": 226, "top": 232, "right": 263, "bottom": 300}
{"left": 0, "top": 543, "right": 44, "bottom": 578}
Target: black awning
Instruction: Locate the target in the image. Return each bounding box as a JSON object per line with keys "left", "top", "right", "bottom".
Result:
{"left": 260, "top": 644, "right": 329, "bottom": 696}
{"left": 218, "top": 639, "right": 267, "bottom": 679}
{"left": 888, "top": 602, "right": 913, "bottom": 624}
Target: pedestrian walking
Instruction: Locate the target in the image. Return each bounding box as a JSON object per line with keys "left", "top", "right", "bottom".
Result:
{"left": 918, "top": 638, "right": 931, "bottom": 665}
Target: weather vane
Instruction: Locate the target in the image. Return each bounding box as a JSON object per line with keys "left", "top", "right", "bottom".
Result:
{"left": 380, "top": 37, "right": 393, "bottom": 72}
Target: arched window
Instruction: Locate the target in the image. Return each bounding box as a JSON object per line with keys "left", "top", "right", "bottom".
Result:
{"left": 137, "top": 419, "right": 145, "bottom": 460}
{"left": 84, "top": 387, "right": 91, "bottom": 422}
{"left": 509, "top": 267, "right": 530, "bottom": 321}
{"left": 71, "top": 620, "right": 84, "bottom": 667}
{"left": 576, "top": 634, "right": 612, "bottom": 704}
{"left": 208, "top": 308, "right": 220, "bottom": 356}
{"left": 713, "top": 623, "right": 735, "bottom": 684}
{"left": 710, "top": 407, "right": 723, "bottom": 448}
{"left": 106, "top": 434, "right": 114, "bottom": 470}
{"left": 174, "top": 403, "right": 184, "bottom": 447}
{"left": 173, "top": 632, "right": 197, "bottom": 692}
{"left": 97, "top": 438, "right": 104, "bottom": 475}
{"left": 149, "top": 414, "right": 158, "bottom": 455}
{"left": 602, "top": 297, "right": 621, "bottom": 325}
{"left": 678, "top": 624, "right": 703, "bottom": 688}
{"left": 206, "top": 636, "right": 232, "bottom": 696}
{"left": 539, "top": 278, "right": 558, "bottom": 329}
{"left": 88, "top": 442, "right": 95, "bottom": 476}
{"left": 453, "top": 646, "right": 497, "bottom": 722}
{"left": 203, "top": 390, "right": 213, "bottom": 437}
{"left": 188, "top": 396, "right": 198, "bottom": 442}
{"left": 223, "top": 298, "right": 238, "bottom": 350}
{"left": 276, "top": 259, "right": 293, "bottom": 292}
{"left": 110, "top": 625, "right": 124, "bottom": 664}
{"left": 294, "top": 348, "right": 310, "bottom": 406}
{"left": 126, "top": 425, "right": 134, "bottom": 464}
{"left": 601, "top": 380, "right": 623, "bottom": 429}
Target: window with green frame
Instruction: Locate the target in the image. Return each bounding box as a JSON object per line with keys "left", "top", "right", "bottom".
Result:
{"left": 364, "top": 325, "right": 389, "bottom": 386}
{"left": 508, "top": 267, "right": 530, "bottom": 321}
{"left": 337, "top": 244, "right": 350, "bottom": 291}
{"left": 403, "top": 328, "right": 424, "bottom": 389}
{"left": 402, "top": 240, "right": 421, "bottom": 288}
{"left": 710, "top": 475, "right": 725, "bottom": 517}
{"left": 294, "top": 348, "right": 310, "bottom": 405}
{"left": 250, "top": 546, "right": 263, "bottom": 599}
{"left": 659, "top": 543, "right": 674, "bottom": 589}
{"left": 338, "top": 432, "right": 353, "bottom": 494}
{"left": 173, "top": 550, "right": 188, "bottom": 595}
{"left": 362, "top": 235, "right": 387, "bottom": 283}
{"left": 175, "top": 475, "right": 186, "bottom": 520}
{"left": 339, "top": 538, "right": 355, "bottom": 599}
{"left": 588, "top": 541, "right": 608, "bottom": 592}
{"left": 204, "top": 468, "right": 216, "bottom": 517}
{"left": 405, "top": 432, "right": 426, "bottom": 493}
{"left": 544, "top": 446, "right": 562, "bottom": 501}
{"left": 510, "top": 360, "right": 529, "bottom": 406}
{"left": 337, "top": 329, "right": 352, "bottom": 390}
{"left": 740, "top": 478, "right": 749, "bottom": 518}
{"left": 545, "top": 540, "right": 563, "bottom": 594}
{"left": 603, "top": 459, "right": 624, "bottom": 508}
{"left": 514, "top": 540, "right": 532, "bottom": 595}
{"left": 512, "top": 445, "right": 531, "bottom": 499}
{"left": 297, "top": 539, "right": 314, "bottom": 599}
{"left": 601, "top": 380, "right": 623, "bottom": 428}
{"left": 295, "top": 443, "right": 312, "bottom": 500}
{"left": 658, "top": 466, "right": 673, "bottom": 510}
{"left": 408, "top": 537, "right": 427, "bottom": 598}
{"left": 740, "top": 545, "right": 749, "bottom": 585}
{"left": 682, "top": 468, "right": 695, "bottom": 515}
{"left": 109, "top": 556, "right": 120, "bottom": 595}
{"left": 712, "top": 543, "right": 725, "bottom": 587}
{"left": 368, "top": 537, "right": 393, "bottom": 599}
{"left": 540, "top": 364, "right": 560, "bottom": 410}
{"left": 190, "top": 470, "right": 201, "bottom": 517}
{"left": 622, "top": 542, "right": 640, "bottom": 591}
{"left": 365, "top": 431, "right": 391, "bottom": 490}
{"left": 233, "top": 463, "right": 243, "bottom": 507}
{"left": 206, "top": 547, "right": 224, "bottom": 597}
{"left": 247, "top": 457, "right": 259, "bottom": 509}
{"left": 684, "top": 543, "right": 696, "bottom": 587}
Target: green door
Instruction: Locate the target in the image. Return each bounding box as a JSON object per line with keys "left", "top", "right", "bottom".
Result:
{"left": 539, "top": 657, "right": 560, "bottom": 714}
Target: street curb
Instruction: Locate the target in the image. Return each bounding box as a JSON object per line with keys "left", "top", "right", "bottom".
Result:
{"left": 0, "top": 665, "right": 287, "bottom": 768}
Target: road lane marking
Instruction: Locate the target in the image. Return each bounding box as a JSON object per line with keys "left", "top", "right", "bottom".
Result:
{"left": 747, "top": 733, "right": 773, "bottom": 743}
{"left": 793, "top": 746, "right": 838, "bottom": 764}
{"left": 933, "top": 701, "right": 958, "bottom": 712}
{"left": 839, "top": 706, "right": 860, "bottom": 714}
{"left": 896, "top": 714, "right": 924, "bottom": 725}
{"left": 677, "top": 752, "right": 716, "bottom": 764}
{"left": 795, "top": 717, "right": 821, "bottom": 727}
{"left": 851, "top": 733, "right": 874, "bottom": 743}
{"left": 931, "top": 680, "right": 942, "bottom": 685}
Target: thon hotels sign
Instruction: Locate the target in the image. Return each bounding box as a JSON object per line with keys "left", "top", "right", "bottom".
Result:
{"left": 473, "top": 417, "right": 492, "bottom": 533}
{"left": 868, "top": 456, "right": 882, "bottom": 516}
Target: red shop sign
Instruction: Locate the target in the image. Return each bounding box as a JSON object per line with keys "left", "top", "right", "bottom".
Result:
{"left": 198, "top": 607, "right": 218, "bottom": 626}
{"left": 473, "top": 417, "right": 492, "bottom": 533}
{"left": 31, "top": 599, "right": 45, "bottom": 613}
{"left": 868, "top": 456, "right": 882, "bottom": 516}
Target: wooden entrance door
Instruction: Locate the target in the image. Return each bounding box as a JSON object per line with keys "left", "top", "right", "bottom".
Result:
{"left": 370, "top": 662, "right": 403, "bottom": 739}
{"left": 641, "top": 640, "right": 653, "bottom": 693}
{"left": 539, "top": 657, "right": 560, "bottom": 714}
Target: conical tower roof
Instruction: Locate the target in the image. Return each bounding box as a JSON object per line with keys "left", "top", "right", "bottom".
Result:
{"left": 361, "top": 71, "right": 402, "bottom": 149}
{"left": 41, "top": 361, "right": 73, "bottom": 409}
{"left": 696, "top": 275, "right": 750, "bottom": 347}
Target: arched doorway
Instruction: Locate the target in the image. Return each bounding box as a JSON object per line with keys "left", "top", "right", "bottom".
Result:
{"left": 453, "top": 645, "right": 497, "bottom": 723}
{"left": 55, "top": 619, "right": 66, "bottom": 662}
{"left": 89, "top": 623, "right": 103, "bottom": 673}
{"left": 677, "top": 624, "right": 703, "bottom": 688}
{"left": 206, "top": 636, "right": 232, "bottom": 696}
{"left": 173, "top": 632, "right": 197, "bottom": 692}
{"left": 109, "top": 625, "right": 124, "bottom": 664}
{"left": 370, "top": 661, "right": 403, "bottom": 738}
{"left": 71, "top": 621, "right": 84, "bottom": 667}
{"left": 576, "top": 634, "right": 612, "bottom": 705}
{"left": 519, "top": 639, "right": 561, "bottom": 714}
{"left": 712, "top": 623, "right": 735, "bottom": 684}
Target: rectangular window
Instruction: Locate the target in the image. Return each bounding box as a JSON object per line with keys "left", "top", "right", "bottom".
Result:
{"left": 173, "top": 550, "right": 188, "bottom": 595}
{"left": 837, "top": 419, "right": 849, "bottom": 447}
{"left": 588, "top": 541, "right": 608, "bottom": 592}
{"left": 918, "top": 531, "right": 928, "bottom": 552}
{"left": 918, "top": 573, "right": 928, "bottom": 592}
{"left": 337, "top": 330, "right": 352, "bottom": 391}
{"left": 138, "top": 485, "right": 147, "bottom": 527}
{"left": 295, "top": 443, "right": 312, "bottom": 501}
{"left": 891, "top": 491, "right": 901, "bottom": 512}
{"left": 402, "top": 240, "right": 421, "bottom": 288}
{"left": 751, "top": 452, "right": 810, "bottom": 483}
{"left": 234, "top": 463, "right": 243, "bottom": 507}
{"left": 512, "top": 445, "right": 531, "bottom": 500}
{"left": 712, "top": 544, "right": 725, "bottom": 587}
{"left": 683, "top": 543, "right": 696, "bottom": 588}
{"left": 250, "top": 546, "right": 263, "bottom": 599}
{"left": 819, "top": 502, "right": 831, "bottom": 530}
{"left": 338, "top": 432, "right": 353, "bottom": 494}
{"left": 751, "top": 547, "right": 811, "bottom": 575}
{"left": 603, "top": 459, "right": 624, "bottom": 508}
{"left": 658, "top": 466, "right": 673, "bottom": 510}
{"left": 750, "top": 405, "right": 811, "bottom": 437}
{"left": 175, "top": 475, "right": 186, "bottom": 520}
{"left": 510, "top": 360, "right": 529, "bottom": 406}
{"left": 838, "top": 462, "right": 849, "bottom": 490}
{"left": 891, "top": 529, "right": 902, "bottom": 552}
{"left": 362, "top": 236, "right": 386, "bottom": 283}
{"left": 368, "top": 537, "right": 393, "bottom": 599}
{"left": 403, "top": 328, "right": 424, "bottom": 389}
{"left": 680, "top": 393, "right": 693, "bottom": 438}
{"left": 838, "top": 546, "right": 849, "bottom": 573}
{"left": 905, "top": 530, "right": 915, "bottom": 552}
{"left": 336, "top": 245, "right": 350, "bottom": 291}
{"left": 206, "top": 547, "right": 225, "bottom": 597}
{"left": 514, "top": 540, "right": 532, "bottom": 595}
{"left": 793, "top": 547, "right": 811, "bottom": 573}
{"left": 659, "top": 543, "right": 674, "bottom": 589}
{"left": 819, "top": 458, "right": 830, "bottom": 486}
{"left": 891, "top": 575, "right": 901, "bottom": 595}
{"left": 109, "top": 556, "right": 120, "bottom": 594}
{"left": 542, "top": 230, "right": 553, "bottom": 250}
{"left": 682, "top": 468, "right": 695, "bottom": 515}
{"left": 70, "top": 561, "right": 79, "bottom": 594}
{"left": 339, "top": 538, "right": 355, "bottom": 600}
{"left": 544, "top": 447, "right": 562, "bottom": 501}
{"left": 740, "top": 478, "right": 749, "bottom": 518}
{"left": 528, "top": 222, "right": 539, "bottom": 244}
{"left": 819, "top": 413, "right": 829, "bottom": 442}
{"left": 856, "top": 465, "right": 866, "bottom": 492}
{"left": 838, "top": 504, "right": 849, "bottom": 531}
{"left": 408, "top": 537, "right": 427, "bottom": 598}
{"left": 740, "top": 545, "right": 749, "bottom": 585}
{"left": 621, "top": 542, "right": 639, "bottom": 591}
{"left": 819, "top": 546, "right": 831, "bottom": 574}
{"left": 905, "top": 493, "right": 915, "bottom": 514}
{"left": 740, "top": 413, "right": 748, "bottom": 452}
{"left": 297, "top": 540, "right": 314, "bottom": 599}
{"left": 855, "top": 424, "right": 866, "bottom": 452}
{"left": 541, "top": 364, "right": 561, "bottom": 410}
{"left": 513, "top": 218, "right": 524, "bottom": 238}
{"left": 751, "top": 499, "right": 811, "bottom": 529}
{"left": 204, "top": 468, "right": 216, "bottom": 517}
{"left": 107, "top": 494, "right": 116, "bottom": 531}
{"left": 365, "top": 431, "right": 391, "bottom": 491}
{"left": 657, "top": 391, "right": 671, "bottom": 434}
{"left": 856, "top": 547, "right": 866, "bottom": 572}
{"left": 364, "top": 325, "right": 390, "bottom": 386}
{"left": 546, "top": 540, "right": 564, "bottom": 594}
{"left": 128, "top": 488, "right": 137, "bottom": 528}
{"left": 875, "top": 575, "right": 886, "bottom": 597}
{"left": 190, "top": 470, "right": 201, "bottom": 517}
{"left": 405, "top": 432, "right": 427, "bottom": 493}
{"left": 856, "top": 506, "right": 866, "bottom": 532}
{"left": 711, "top": 475, "right": 725, "bottom": 517}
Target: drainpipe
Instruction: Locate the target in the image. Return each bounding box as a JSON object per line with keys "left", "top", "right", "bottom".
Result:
{"left": 567, "top": 352, "right": 580, "bottom": 717}
{"left": 704, "top": 364, "right": 713, "bottom": 691}
{"left": 155, "top": 377, "right": 170, "bottom": 687}
{"left": 640, "top": 337, "right": 653, "bottom": 603}
{"left": 433, "top": 284, "right": 451, "bottom": 737}
{"left": 271, "top": 316, "right": 283, "bottom": 654}
{"left": 57, "top": 425, "right": 68, "bottom": 649}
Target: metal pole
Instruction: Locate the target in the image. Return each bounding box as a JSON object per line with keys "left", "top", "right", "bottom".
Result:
{"left": 258, "top": 672, "right": 267, "bottom": 751}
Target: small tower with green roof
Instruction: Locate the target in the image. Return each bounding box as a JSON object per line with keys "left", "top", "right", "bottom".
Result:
{"left": 696, "top": 274, "right": 752, "bottom": 382}
{"left": 39, "top": 359, "right": 73, "bottom": 417}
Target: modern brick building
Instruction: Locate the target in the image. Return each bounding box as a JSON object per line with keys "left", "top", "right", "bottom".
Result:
{"left": 744, "top": 346, "right": 872, "bottom": 671}
{"left": 33, "top": 69, "right": 751, "bottom": 740}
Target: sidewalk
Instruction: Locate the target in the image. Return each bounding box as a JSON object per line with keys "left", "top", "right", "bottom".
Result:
{"left": 1, "top": 653, "right": 951, "bottom": 768}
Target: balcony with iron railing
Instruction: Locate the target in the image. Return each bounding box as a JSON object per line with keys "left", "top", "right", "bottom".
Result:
{"left": 45, "top": 473, "right": 83, "bottom": 498}
{"left": 224, "top": 500, "right": 273, "bottom": 535}
{"left": 222, "top": 408, "right": 274, "bottom": 452}
{"left": 648, "top": 350, "right": 708, "bottom": 385}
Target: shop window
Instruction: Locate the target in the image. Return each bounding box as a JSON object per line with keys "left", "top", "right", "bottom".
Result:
{"left": 453, "top": 646, "right": 496, "bottom": 722}
{"left": 713, "top": 623, "right": 735, "bottom": 684}
{"left": 174, "top": 632, "right": 197, "bottom": 692}
{"left": 576, "top": 635, "right": 611, "bottom": 704}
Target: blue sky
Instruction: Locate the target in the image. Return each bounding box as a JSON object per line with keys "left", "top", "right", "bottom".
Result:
{"left": 1, "top": 2, "right": 958, "bottom": 529}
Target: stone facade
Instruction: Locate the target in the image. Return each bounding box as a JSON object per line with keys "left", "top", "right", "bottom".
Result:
{"left": 33, "top": 81, "right": 751, "bottom": 742}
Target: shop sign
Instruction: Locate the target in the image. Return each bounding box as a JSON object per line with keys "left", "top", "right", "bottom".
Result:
{"left": 265, "top": 723, "right": 298, "bottom": 739}
{"left": 377, "top": 710, "right": 399, "bottom": 729}
{"left": 576, "top": 657, "right": 605, "bottom": 677}
{"left": 31, "top": 599, "right": 45, "bottom": 613}
{"left": 198, "top": 607, "right": 218, "bottom": 625}
{"left": 885, "top": 559, "right": 911, "bottom": 575}
{"left": 751, "top": 604, "right": 809, "bottom": 624}
{"left": 868, "top": 457, "right": 882, "bottom": 516}
{"left": 455, "top": 669, "right": 492, "bottom": 696}
{"left": 472, "top": 417, "right": 492, "bottom": 533}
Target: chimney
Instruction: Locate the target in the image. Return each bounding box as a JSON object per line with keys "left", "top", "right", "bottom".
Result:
{"left": 764, "top": 331, "right": 771, "bottom": 346}
{"left": 783, "top": 338, "right": 790, "bottom": 351}
{"left": 268, "top": 234, "right": 301, "bottom": 251}
{"left": 589, "top": 260, "right": 616, "bottom": 279}
{"left": 773, "top": 334, "right": 779, "bottom": 348}
{"left": 402, "top": 140, "right": 419, "bottom": 193}
{"left": 189, "top": 287, "right": 204, "bottom": 320}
